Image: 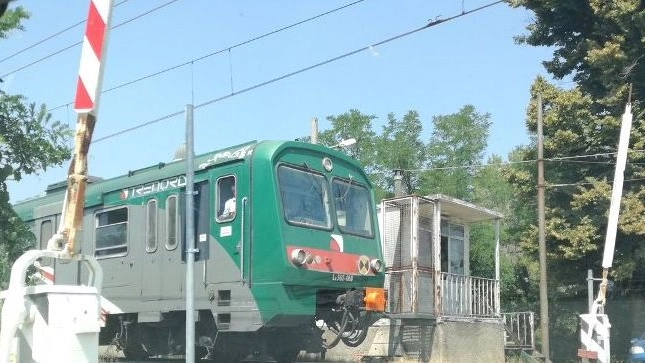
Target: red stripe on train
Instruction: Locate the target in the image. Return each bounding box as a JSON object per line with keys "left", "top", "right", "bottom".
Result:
{"left": 286, "top": 246, "right": 375, "bottom": 276}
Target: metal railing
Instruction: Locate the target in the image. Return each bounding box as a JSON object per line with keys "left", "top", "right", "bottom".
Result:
{"left": 501, "top": 311, "right": 535, "bottom": 350}
{"left": 439, "top": 272, "right": 499, "bottom": 318}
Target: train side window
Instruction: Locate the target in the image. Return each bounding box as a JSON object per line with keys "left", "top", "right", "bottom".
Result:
{"left": 166, "top": 195, "right": 179, "bottom": 250}
{"left": 95, "top": 207, "right": 128, "bottom": 257}
{"left": 216, "top": 176, "right": 236, "bottom": 222}
{"left": 146, "top": 199, "right": 158, "bottom": 253}
{"left": 40, "top": 220, "right": 53, "bottom": 246}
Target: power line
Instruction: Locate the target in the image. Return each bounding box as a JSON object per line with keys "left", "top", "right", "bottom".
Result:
{"left": 403, "top": 149, "right": 645, "bottom": 173}
{"left": 404, "top": 159, "right": 532, "bottom": 173}
{"left": 47, "top": 0, "right": 367, "bottom": 113}
{"left": 1, "top": 0, "right": 180, "bottom": 79}
{"left": 549, "top": 152, "right": 618, "bottom": 161}
{"left": 548, "top": 177, "right": 645, "bottom": 188}
{"left": 91, "top": 1, "right": 504, "bottom": 144}
{"left": 0, "top": 0, "right": 131, "bottom": 65}
{"left": 93, "top": 110, "right": 185, "bottom": 143}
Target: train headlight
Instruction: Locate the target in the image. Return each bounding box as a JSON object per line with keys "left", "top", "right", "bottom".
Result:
{"left": 370, "top": 258, "right": 383, "bottom": 273}
{"left": 291, "top": 249, "right": 308, "bottom": 267}
{"left": 322, "top": 157, "right": 333, "bottom": 172}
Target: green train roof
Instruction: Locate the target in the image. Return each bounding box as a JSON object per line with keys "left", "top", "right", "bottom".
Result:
{"left": 13, "top": 140, "right": 366, "bottom": 220}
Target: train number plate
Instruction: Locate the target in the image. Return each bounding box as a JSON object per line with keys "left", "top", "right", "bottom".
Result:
{"left": 332, "top": 274, "right": 354, "bottom": 282}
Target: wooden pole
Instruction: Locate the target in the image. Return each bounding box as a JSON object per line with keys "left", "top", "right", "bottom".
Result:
{"left": 537, "top": 93, "right": 550, "bottom": 361}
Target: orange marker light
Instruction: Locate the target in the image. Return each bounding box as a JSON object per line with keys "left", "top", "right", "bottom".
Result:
{"left": 364, "top": 287, "right": 386, "bottom": 312}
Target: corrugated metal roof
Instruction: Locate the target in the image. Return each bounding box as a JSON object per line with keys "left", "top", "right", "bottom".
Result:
{"left": 426, "top": 193, "right": 503, "bottom": 223}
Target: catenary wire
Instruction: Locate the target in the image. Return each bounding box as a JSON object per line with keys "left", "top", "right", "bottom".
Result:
{"left": 402, "top": 149, "right": 645, "bottom": 172}
{"left": 1, "top": 0, "right": 181, "bottom": 79}
{"left": 47, "top": 0, "right": 367, "bottom": 112}
{"left": 93, "top": 110, "right": 185, "bottom": 143}
{"left": 91, "top": 1, "right": 504, "bottom": 144}
{"left": 0, "top": 0, "right": 131, "bottom": 64}
{"left": 548, "top": 177, "right": 645, "bottom": 188}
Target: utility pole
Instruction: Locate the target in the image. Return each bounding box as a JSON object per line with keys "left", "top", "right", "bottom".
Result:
{"left": 185, "top": 104, "right": 196, "bottom": 362}
{"left": 537, "top": 93, "right": 550, "bottom": 362}
{"left": 311, "top": 117, "right": 318, "bottom": 144}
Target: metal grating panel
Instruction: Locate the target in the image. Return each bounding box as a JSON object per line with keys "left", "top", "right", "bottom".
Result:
{"left": 385, "top": 270, "right": 413, "bottom": 314}
{"left": 417, "top": 197, "right": 435, "bottom": 270}
{"left": 381, "top": 197, "right": 413, "bottom": 270}
{"left": 381, "top": 196, "right": 436, "bottom": 315}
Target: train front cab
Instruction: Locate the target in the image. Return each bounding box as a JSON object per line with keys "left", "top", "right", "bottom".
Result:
{"left": 246, "top": 142, "right": 386, "bottom": 351}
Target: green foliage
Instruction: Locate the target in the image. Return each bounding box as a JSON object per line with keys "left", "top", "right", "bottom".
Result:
{"left": 507, "top": 0, "right": 645, "bottom": 358}
{"left": 319, "top": 109, "right": 378, "bottom": 168}
{"left": 509, "top": 0, "right": 645, "bottom": 105}
{"left": 321, "top": 106, "right": 527, "bottom": 307}
{"left": 0, "top": 7, "right": 72, "bottom": 284}
{"left": 0, "top": 195, "right": 33, "bottom": 286}
{"left": 375, "top": 110, "right": 426, "bottom": 197}
{"left": 318, "top": 109, "right": 383, "bottom": 198}
{"left": 0, "top": 6, "right": 28, "bottom": 39}
{"left": 0, "top": 93, "right": 72, "bottom": 180}
{"left": 319, "top": 109, "right": 376, "bottom": 157}
{"left": 505, "top": 69, "right": 645, "bottom": 280}
{"left": 319, "top": 109, "right": 428, "bottom": 200}
{"left": 421, "top": 105, "right": 491, "bottom": 200}
{"left": 0, "top": 92, "right": 72, "bottom": 283}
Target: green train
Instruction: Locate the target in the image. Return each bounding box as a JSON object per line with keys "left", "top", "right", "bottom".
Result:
{"left": 13, "top": 140, "right": 386, "bottom": 362}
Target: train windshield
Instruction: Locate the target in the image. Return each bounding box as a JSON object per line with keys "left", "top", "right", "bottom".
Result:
{"left": 332, "top": 178, "right": 373, "bottom": 237}
{"left": 278, "top": 165, "right": 332, "bottom": 228}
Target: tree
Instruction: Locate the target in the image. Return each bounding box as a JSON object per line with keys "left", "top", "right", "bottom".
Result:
{"left": 508, "top": 1, "right": 645, "bottom": 293}
{"left": 0, "top": 7, "right": 72, "bottom": 284}
{"left": 509, "top": 0, "right": 645, "bottom": 110}
{"left": 0, "top": 3, "right": 26, "bottom": 40}
{"left": 506, "top": 0, "right": 645, "bottom": 357}
{"left": 320, "top": 109, "right": 428, "bottom": 200}
{"left": 421, "top": 105, "right": 491, "bottom": 200}
{"left": 318, "top": 109, "right": 385, "bottom": 194}
{"left": 374, "top": 110, "right": 426, "bottom": 197}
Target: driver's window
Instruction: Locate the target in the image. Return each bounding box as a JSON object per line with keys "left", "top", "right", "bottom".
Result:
{"left": 278, "top": 165, "right": 331, "bottom": 229}
{"left": 217, "top": 176, "right": 236, "bottom": 222}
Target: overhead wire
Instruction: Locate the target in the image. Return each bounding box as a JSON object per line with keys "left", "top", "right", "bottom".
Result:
{"left": 402, "top": 149, "right": 645, "bottom": 173}
{"left": 1, "top": 0, "right": 181, "bottom": 79}
{"left": 400, "top": 149, "right": 645, "bottom": 190}
{"left": 0, "top": 0, "right": 131, "bottom": 64}
{"left": 47, "top": 0, "right": 367, "bottom": 112}
{"left": 548, "top": 178, "right": 645, "bottom": 188}
{"left": 92, "top": 0, "right": 504, "bottom": 144}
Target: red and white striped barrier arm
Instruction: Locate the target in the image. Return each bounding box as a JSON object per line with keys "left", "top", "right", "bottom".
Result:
{"left": 32, "top": 261, "right": 54, "bottom": 285}
{"left": 74, "top": 0, "right": 113, "bottom": 114}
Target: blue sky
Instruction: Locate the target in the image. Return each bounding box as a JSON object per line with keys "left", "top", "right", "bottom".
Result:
{"left": 3, "top": 0, "right": 555, "bottom": 202}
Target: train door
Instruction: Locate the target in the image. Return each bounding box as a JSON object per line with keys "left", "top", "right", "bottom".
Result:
{"left": 141, "top": 198, "right": 162, "bottom": 301}
{"left": 210, "top": 165, "right": 248, "bottom": 284}
{"left": 161, "top": 192, "right": 183, "bottom": 299}
{"left": 140, "top": 192, "right": 184, "bottom": 300}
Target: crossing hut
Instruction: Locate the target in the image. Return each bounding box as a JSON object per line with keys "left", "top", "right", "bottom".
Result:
{"left": 373, "top": 194, "right": 505, "bottom": 362}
